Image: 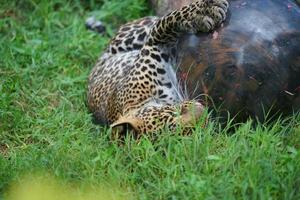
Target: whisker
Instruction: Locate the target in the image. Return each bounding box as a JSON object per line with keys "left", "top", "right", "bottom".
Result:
{"left": 191, "top": 81, "right": 200, "bottom": 99}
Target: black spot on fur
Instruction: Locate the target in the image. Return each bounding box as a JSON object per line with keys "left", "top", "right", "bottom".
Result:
{"left": 127, "top": 31, "right": 134, "bottom": 37}
{"left": 148, "top": 38, "right": 154, "bottom": 44}
{"left": 111, "top": 48, "right": 117, "bottom": 54}
{"left": 161, "top": 53, "right": 169, "bottom": 62}
{"left": 190, "top": 7, "right": 196, "bottom": 12}
{"left": 128, "top": 100, "right": 134, "bottom": 104}
{"left": 164, "top": 82, "right": 172, "bottom": 88}
{"left": 153, "top": 47, "right": 159, "bottom": 52}
{"left": 125, "top": 37, "right": 134, "bottom": 46}
{"left": 149, "top": 64, "right": 155, "bottom": 69}
{"left": 138, "top": 32, "right": 147, "bottom": 41}
{"left": 150, "top": 53, "right": 162, "bottom": 62}
{"left": 161, "top": 18, "right": 166, "bottom": 28}
{"left": 175, "top": 12, "right": 180, "bottom": 18}
{"left": 157, "top": 20, "right": 162, "bottom": 27}
{"left": 114, "top": 39, "right": 122, "bottom": 46}
{"left": 121, "top": 26, "right": 131, "bottom": 31}
{"left": 145, "top": 74, "right": 153, "bottom": 81}
{"left": 133, "top": 43, "right": 143, "bottom": 49}
{"left": 160, "top": 94, "right": 168, "bottom": 99}
{"left": 157, "top": 68, "right": 166, "bottom": 74}
{"left": 118, "top": 47, "right": 125, "bottom": 52}
{"left": 141, "top": 66, "right": 147, "bottom": 72}
{"left": 118, "top": 33, "right": 126, "bottom": 38}
{"left": 141, "top": 49, "right": 150, "bottom": 56}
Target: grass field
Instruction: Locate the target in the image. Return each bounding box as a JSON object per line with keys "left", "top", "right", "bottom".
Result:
{"left": 1, "top": 0, "right": 300, "bottom": 199}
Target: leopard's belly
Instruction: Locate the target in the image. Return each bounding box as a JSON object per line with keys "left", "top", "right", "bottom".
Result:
{"left": 88, "top": 50, "right": 183, "bottom": 124}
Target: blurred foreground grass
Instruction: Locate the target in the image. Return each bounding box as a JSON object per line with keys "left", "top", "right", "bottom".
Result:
{"left": 0, "top": 0, "right": 300, "bottom": 199}
{"left": 5, "top": 174, "right": 132, "bottom": 200}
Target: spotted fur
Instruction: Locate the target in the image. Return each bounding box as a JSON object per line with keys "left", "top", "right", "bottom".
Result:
{"left": 88, "top": 0, "right": 228, "bottom": 136}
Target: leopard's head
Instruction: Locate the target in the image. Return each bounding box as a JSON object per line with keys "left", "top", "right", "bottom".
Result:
{"left": 111, "top": 101, "right": 205, "bottom": 138}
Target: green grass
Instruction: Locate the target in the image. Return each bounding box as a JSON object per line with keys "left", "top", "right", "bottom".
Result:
{"left": 1, "top": 0, "right": 300, "bottom": 199}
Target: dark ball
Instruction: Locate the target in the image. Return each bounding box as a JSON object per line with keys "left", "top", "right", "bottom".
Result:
{"left": 177, "top": 0, "right": 300, "bottom": 122}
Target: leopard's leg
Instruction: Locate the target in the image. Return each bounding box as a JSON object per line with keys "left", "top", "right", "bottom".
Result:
{"left": 108, "top": 0, "right": 228, "bottom": 54}
{"left": 146, "top": 0, "right": 228, "bottom": 46}
{"left": 126, "top": 0, "right": 228, "bottom": 105}
{"left": 111, "top": 0, "right": 229, "bottom": 134}
{"left": 118, "top": 0, "right": 229, "bottom": 113}
{"left": 107, "top": 17, "right": 159, "bottom": 54}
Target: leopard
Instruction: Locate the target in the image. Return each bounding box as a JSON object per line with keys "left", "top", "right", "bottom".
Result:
{"left": 87, "top": 0, "right": 229, "bottom": 136}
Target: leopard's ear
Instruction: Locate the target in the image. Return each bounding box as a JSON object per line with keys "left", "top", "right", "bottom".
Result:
{"left": 110, "top": 117, "right": 142, "bottom": 139}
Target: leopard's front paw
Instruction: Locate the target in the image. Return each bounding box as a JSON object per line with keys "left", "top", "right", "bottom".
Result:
{"left": 193, "top": 0, "right": 229, "bottom": 32}
{"left": 209, "top": 0, "right": 228, "bottom": 24}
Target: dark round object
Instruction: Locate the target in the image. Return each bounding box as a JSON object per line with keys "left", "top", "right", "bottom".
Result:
{"left": 177, "top": 0, "right": 300, "bottom": 122}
